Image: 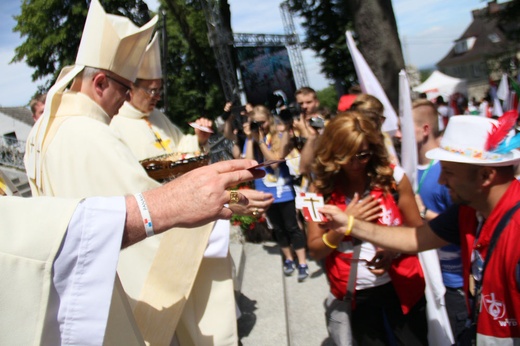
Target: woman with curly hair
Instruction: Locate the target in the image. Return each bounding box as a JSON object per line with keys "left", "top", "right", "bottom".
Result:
{"left": 307, "top": 111, "right": 428, "bottom": 345}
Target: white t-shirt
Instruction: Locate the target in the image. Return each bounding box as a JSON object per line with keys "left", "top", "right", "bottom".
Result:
{"left": 355, "top": 166, "right": 405, "bottom": 290}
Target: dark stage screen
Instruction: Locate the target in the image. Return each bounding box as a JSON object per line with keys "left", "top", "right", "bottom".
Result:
{"left": 236, "top": 46, "right": 296, "bottom": 107}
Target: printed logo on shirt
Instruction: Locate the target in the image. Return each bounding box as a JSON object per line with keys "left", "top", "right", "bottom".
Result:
{"left": 482, "top": 292, "right": 506, "bottom": 320}
{"left": 369, "top": 190, "right": 401, "bottom": 226}
{"left": 378, "top": 203, "right": 400, "bottom": 226}
{"left": 498, "top": 318, "right": 518, "bottom": 327}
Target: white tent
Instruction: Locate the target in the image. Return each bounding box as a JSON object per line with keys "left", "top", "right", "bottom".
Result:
{"left": 414, "top": 70, "right": 467, "bottom": 100}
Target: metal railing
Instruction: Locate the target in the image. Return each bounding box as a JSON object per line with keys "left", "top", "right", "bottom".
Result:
{"left": 0, "top": 136, "right": 25, "bottom": 170}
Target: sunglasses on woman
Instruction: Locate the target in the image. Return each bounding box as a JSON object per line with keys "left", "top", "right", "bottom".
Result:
{"left": 354, "top": 151, "right": 372, "bottom": 163}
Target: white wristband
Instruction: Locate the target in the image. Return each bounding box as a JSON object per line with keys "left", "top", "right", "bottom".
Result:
{"left": 134, "top": 193, "right": 154, "bottom": 237}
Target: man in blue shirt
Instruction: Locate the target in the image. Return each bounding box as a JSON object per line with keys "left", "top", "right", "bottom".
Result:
{"left": 413, "top": 99, "right": 467, "bottom": 341}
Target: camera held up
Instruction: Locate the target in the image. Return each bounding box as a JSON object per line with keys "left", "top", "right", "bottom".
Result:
{"left": 309, "top": 116, "right": 325, "bottom": 130}
{"left": 249, "top": 120, "right": 265, "bottom": 132}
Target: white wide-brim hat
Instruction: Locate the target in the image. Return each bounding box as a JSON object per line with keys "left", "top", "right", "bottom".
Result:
{"left": 426, "top": 115, "right": 520, "bottom": 166}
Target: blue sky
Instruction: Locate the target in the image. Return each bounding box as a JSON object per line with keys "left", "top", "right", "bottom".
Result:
{"left": 0, "top": 0, "right": 494, "bottom": 107}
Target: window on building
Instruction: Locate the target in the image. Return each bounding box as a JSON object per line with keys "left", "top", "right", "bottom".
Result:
{"left": 454, "top": 37, "right": 477, "bottom": 54}
{"left": 488, "top": 33, "right": 501, "bottom": 43}
{"left": 2, "top": 132, "right": 18, "bottom": 147}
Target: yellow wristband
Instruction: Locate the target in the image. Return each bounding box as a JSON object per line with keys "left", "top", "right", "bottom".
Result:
{"left": 322, "top": 233, "right": 337, "bottom": 249}
{"left": 345, "top": 215, "right": 354, "bottom": 236}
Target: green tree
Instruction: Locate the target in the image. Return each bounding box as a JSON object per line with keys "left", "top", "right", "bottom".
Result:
{"left": 159, "top": 0, "right": 226, "bottom": 128}
{"left": 490, "top": 0, "right": 520, "bottom": 42}
{"left": 287, "top": 0, "right": 405, "bottom": 111}
{"left": 484, "top": 0, "right": 520, "bottom": 78}
{"left": 316, "top": 86, "right": 338, "bottom": 111}
{"left": 287, "top": 0, "right": 356, "bottom": 94}
{"left": 12, "top": 0, "right": 151, "bottom": 93}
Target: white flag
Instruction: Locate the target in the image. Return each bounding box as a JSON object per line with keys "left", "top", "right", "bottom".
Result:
{"left": 346, "top": 31, "right": 398, "bottom": 134}
{"left": 400, "top": 69, "right": 455, "bottom": 346}
{"left": 419, "top": 250, "right": 455, "bottom": 346}
{"left": 398, "top": 70, "right": 417, "bottom": 189}
{"left": 493, "top": 96, "right": 504, "bottom": 117}
{"left": 497, "top": 73, "right": 510, "bottom": 111}
{"left": 497, "top": 73, "right": 509, "bottom": 101}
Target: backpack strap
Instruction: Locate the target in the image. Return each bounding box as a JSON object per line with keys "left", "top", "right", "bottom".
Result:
{"left": 472, "top": 200, "right": 520, "bottom": 323}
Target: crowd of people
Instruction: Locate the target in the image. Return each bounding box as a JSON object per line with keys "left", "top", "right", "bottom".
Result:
{"left": 1, "top": 0, "right": 519, "bottom": 345}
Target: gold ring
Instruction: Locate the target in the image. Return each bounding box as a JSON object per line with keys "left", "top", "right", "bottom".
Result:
{"left": 252, "top": 208, "right": 259, "bottom": 217}
{"left": 229, "top": 191, "right": 240, "bottom": 204}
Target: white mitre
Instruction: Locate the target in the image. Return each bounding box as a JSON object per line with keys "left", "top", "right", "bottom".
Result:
{"left": 26, "top": 0, "right": 158, "bottom": 187}
{"left": 137, "top": 32, "right": 162, "bottom": 80}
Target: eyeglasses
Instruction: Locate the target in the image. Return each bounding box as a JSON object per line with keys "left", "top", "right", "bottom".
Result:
{"left": 354, "top": 151, "right": 372, "bottom": 163}
{"left": 106, "top": 75, "right": 131, "bottom": 97}
{"left": 135, "top": 85, "right": 162, "bottom": 98}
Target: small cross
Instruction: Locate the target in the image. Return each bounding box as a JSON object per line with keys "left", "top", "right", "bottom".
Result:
{"left": 303, "top": 197, "right": 321, "bottom": 220}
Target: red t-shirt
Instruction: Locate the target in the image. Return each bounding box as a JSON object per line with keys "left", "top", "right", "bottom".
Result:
{"left": 430, "top": 179, "right": 520, "bottom": 340}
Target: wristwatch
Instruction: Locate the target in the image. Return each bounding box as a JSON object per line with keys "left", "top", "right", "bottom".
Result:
{"left": 420, "top": 207, "right": 428, "bottom": 219}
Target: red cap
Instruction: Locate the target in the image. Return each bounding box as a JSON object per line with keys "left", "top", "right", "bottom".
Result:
{"left": 337, "top": 94, "right": 358, "bottom": 112}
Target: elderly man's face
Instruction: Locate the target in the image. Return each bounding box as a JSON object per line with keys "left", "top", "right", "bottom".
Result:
{"left": 438, "top": 161, "right": 481, "bottom": 205}
{"left": 104, "top": 73, "right": 132, "bottom": 117}
{"left": 130, "top": 79, "right": 162, "bottom": 113}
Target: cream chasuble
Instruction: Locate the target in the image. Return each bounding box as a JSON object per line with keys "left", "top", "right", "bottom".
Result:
{"left": 24, "top": 92, "right": 236, "bottom": 345}
{"left": 0, "top": 197, "right": 78, "bottom": 345}
{"left": 111, "top": 102, "right": 199, "bottom": 161}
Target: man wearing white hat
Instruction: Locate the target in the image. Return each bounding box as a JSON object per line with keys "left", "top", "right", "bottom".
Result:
{"left": 1, "top": 160, "right": 263, "bottom": 345}
{"left": 110, "top": 33, "right": 212, "bottom": 160}
{"left": 23, "top": 0, "right": 243, "bottom": 345}
{"left": 318, "top": 114, "right": 520, "bottom": 344}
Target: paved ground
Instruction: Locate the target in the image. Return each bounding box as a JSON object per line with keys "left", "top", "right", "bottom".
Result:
{"left": 236, "top": 240, "right": 334, "bottom": 345}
